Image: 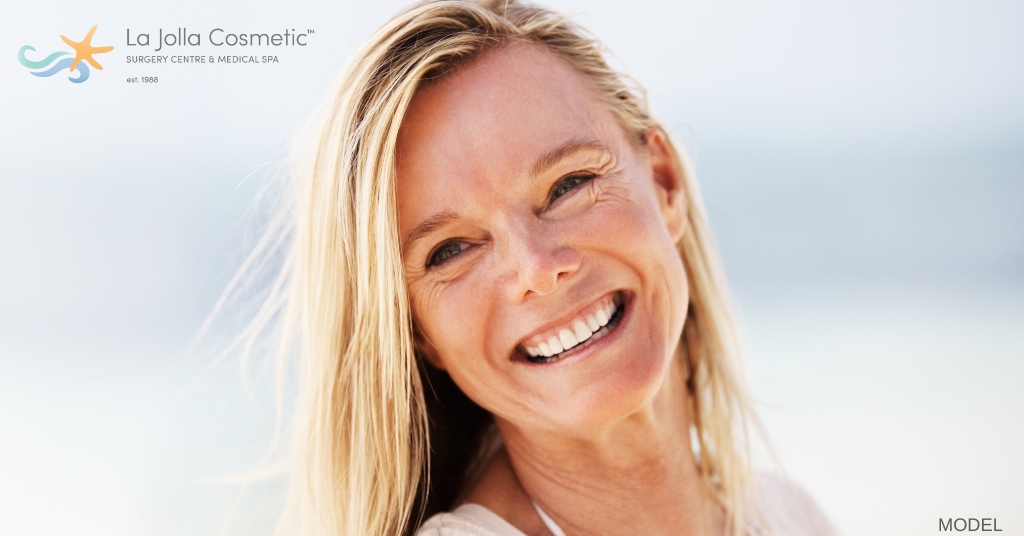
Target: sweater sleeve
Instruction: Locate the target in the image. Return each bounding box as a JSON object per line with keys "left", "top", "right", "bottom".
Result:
{"left": 748, "top": 472, "right": 841, "bottom": 536}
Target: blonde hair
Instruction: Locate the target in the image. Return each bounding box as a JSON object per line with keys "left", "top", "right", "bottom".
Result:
{"left": 234, "top": 1, "right": 764, "bottom": 534}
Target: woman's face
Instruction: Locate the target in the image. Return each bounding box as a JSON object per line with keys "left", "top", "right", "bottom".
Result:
{"left": 396, "top": 41, "right": 689, "bottom": 437}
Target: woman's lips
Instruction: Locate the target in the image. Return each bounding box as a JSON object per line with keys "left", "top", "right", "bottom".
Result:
{"left": 517, "top": 291, "right": 628, "bottom": 364}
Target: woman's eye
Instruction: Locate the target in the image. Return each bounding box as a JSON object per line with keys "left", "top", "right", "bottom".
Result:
{"left": 549, "top": 173, "right": 595, "bottom": 203}
{"left": 427, "top": 240, "right": 469, "bottom": 268}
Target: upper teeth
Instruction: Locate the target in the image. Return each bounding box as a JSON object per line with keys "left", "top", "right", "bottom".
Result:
{"left": 524, "top": 300, "right": 618, "bottom": 358}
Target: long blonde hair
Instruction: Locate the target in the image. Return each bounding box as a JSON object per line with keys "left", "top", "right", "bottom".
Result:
{"left": 233, "top": 1, "right": 763, "bottom": 534}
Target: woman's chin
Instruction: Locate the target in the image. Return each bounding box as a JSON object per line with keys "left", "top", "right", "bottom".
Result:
{"left": 531, "top": 314, "right": 677, "bottom": 437}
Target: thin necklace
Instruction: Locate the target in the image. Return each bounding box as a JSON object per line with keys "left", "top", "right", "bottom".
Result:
{"left": 531, "top": 501, "right": 567, "bottom": 536}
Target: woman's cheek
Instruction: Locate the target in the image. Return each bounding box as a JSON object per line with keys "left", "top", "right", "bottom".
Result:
{"left": 576, "top": 189, "right": 656, "bottom": 252}
{"left": 414, "top": 282, "right": 466, "bottom": 363}
{"left": 429, "top": 273, "right": 496, "bottom": 365}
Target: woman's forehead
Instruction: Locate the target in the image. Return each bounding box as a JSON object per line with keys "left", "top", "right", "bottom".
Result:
{"left": 395, "top": 41, "right": 624, "bottom": 224}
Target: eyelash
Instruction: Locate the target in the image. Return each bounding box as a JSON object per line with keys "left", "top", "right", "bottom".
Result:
{"left": 549, "top": 172, "right": 595, "bottom": 203}
{"left": 425, "top": 172, "right": 596, "bottom": 269}
{"left": 427, "top": 240, "right": 470, "bottom": 268}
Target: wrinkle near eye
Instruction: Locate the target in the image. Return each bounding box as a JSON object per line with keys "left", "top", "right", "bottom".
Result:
{"left": 596, "top": 168, "right": 647, "bottom": 210}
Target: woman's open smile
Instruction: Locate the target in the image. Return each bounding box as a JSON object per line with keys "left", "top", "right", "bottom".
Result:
{"left": 515, "top": 290, "right": 629, "bottom": 365}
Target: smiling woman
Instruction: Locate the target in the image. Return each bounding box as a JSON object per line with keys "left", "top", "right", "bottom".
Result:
{"left": 249, "top": 1, "right": 838, "bottom": 535}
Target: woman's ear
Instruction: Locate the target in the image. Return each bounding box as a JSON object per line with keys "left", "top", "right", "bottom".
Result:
{"left": 644, "top": 128, "right": 688, "bottom": 242}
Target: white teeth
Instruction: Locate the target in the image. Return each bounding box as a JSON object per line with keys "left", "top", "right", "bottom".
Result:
{"left": 523, "top": 297, "right": 624, "bottom": 359}
{"left": 595, "top": 306, "right": 609, "bottom": 326}
{"left": 573, "top": 320, "right": 592, "bottom": 344}
{"left": 558, "top": 329, "right": 578, "bottom": 350}
{"left": 547, "top": 336, "right": 564, "bottom": 354}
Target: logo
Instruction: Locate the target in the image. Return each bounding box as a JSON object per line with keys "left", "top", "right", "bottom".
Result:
{"left": 18, "top": 25, "right": 113, "bottom": 83}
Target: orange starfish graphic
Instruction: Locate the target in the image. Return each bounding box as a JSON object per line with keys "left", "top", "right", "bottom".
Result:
{"left": 60, "top": 25, "right": 114, "bottom": 72}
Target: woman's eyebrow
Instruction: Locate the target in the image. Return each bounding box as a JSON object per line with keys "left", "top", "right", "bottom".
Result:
{"left": 529, "top": 138, "right": 609, "bottom": 178}
{"left": 402, "top": 211, "right": 459, "bottom": 253}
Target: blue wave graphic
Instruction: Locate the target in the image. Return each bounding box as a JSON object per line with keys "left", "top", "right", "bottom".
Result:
{"left": 18, "top": 45, "right": 69, "bottom": 69}
{"left": 30, "top": 57, "right": 89, "bottom": 83}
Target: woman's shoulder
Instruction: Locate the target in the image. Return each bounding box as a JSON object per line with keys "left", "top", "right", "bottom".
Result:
{"left": 748, "top": 472, "right": 841, "bottom": 536}
{"left": 416, "top": 504, "right": 527, "bottom": 536}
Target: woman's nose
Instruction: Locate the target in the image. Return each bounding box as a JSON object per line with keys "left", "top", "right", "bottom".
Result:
{"left": 501, "top": 222, "right": 581, "bottom": 302}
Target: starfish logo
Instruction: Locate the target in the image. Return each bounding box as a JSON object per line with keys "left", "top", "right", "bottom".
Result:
{"left": 18, "top": 25, "right": 114, "bottom": 84}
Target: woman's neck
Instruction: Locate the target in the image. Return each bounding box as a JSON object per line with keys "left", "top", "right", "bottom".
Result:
{"left": 464, "top": 354, "right": 726, "bottom": 536}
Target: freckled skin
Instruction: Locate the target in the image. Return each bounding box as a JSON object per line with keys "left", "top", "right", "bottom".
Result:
{"left": 397, "top": 41, "right": 723, "bottom": 535}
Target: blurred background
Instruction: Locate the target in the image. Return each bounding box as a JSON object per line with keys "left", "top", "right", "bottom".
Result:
{"left": 1, "top": 0, "right": 1021, "bottom": 534}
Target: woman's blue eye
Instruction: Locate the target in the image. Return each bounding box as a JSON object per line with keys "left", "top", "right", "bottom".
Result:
{"left": 427, "top": 241, "right": 469, "bottom": 267}
{"left": 550, "top": 173, "right": 595, "bottom": 203}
